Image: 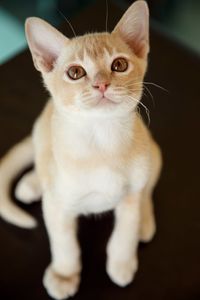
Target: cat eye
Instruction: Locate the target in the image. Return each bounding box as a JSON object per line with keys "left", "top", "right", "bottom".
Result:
{"left": 67, "top": 66, "right": 86, "bottom": 80}
{"left": 111, "top": 57, "right": 128, "bottom": 72}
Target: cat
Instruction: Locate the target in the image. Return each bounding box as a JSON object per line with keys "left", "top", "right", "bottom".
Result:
{"left": 0, "top": 1, "right": 162, "bottom": 299}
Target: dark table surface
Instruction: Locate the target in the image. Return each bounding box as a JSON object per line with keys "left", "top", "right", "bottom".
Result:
{"left": 0, "top": 1, "right": 200, "bottom": 300}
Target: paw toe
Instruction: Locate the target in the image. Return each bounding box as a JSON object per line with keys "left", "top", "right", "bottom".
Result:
{"left": 43, "top": 265, "right": 80, "bottom": 300}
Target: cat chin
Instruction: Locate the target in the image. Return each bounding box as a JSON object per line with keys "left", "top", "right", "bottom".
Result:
{"left": 86, "top": 105, "right": 134, "bottom": 119}
{"left": 79, "top": 99, "right": 135, "bottom": 115}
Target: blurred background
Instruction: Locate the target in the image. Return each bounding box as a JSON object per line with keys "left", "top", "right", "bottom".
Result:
{"left": 0, "top": 0, "right": 200, "bottom": 64}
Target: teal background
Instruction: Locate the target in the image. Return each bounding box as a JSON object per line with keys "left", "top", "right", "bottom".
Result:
{"left": 0, "top": 0, "right": 200, "bottom": 64}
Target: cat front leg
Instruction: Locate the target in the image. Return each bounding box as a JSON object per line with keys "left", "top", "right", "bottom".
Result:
{"left": 42, "top": 192, "right": 81, "bottom": 300}
{"left": 106, "top": 193, "right": 141, "bottom": 287}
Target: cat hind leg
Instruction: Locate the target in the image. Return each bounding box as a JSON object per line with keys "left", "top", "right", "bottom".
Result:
{"left": 140, "top": 141, "right": 162, "bottom": 242}
{"left": 139, "top": 193, "right": 156, "bottom": 242}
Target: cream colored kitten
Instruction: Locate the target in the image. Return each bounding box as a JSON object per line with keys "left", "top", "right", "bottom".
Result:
{"left": 0, "top": 1, "right": 162, "bottom": 299}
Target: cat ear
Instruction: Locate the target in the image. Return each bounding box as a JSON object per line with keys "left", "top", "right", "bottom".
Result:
{"left": 25, "top": 17, "right": 68, "bottom": 73}
{"left": 113, "top": 0, "right": 149, "bottom": 58}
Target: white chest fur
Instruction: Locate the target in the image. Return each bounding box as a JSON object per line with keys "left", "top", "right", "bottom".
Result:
{"left": 51, "top": 111, "right": 134, "bottom": 215}
{"left": 54, "top": 165, "right": 128, "bottom": 215}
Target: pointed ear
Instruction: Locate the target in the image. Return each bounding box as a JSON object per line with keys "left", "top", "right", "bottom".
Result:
{"left": 25, "top": 17, "right": 68, "bottom": 73}
{"left": 113, "top": 0, "right": 149, "bottom": 59}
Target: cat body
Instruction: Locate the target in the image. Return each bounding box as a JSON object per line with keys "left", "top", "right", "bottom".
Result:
{"left": 33, "top": 100, "right": 155, "bottom": 216}
{"left": 0, "top": 2, "right": 162, "bottom": 299}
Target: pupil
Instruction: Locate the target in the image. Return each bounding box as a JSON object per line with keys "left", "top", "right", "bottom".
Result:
{"left": 75, "top": 68, "right": 78, "bottom": 78}
{"left": 116, "top": 60, "right": 122, "bottom": 70}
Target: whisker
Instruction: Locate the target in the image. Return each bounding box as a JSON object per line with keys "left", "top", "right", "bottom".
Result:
{"left": 115, "top": 87, "right": 149, "bottom": 103}
{"left": 114, "top": 87, "right": 142, "bottom": 93}
{"left": 132, "top": 80, "right": 168, "bottom": 93}
{"left": 126, "top": 95, "right": 151, "bottom": 126}
{"left": 143, "top": 81, "right": 169, "bottom": 93}
{"left": 143, "top": 85, "right": 155, "bottom": 106}
{"left": 57, "top": 8, "right": 77, "bottom": 37}
{"left": 119, "top": 80, "right": 168, "bottom": 107}
{"left": 82, "top": 92, "right": 91, "bottom": 97}
{"left": 105, "top": 0, "right": 109, "bottom": 32}
{"left": 142, "top": 89, "right": 148, "bottom": 99}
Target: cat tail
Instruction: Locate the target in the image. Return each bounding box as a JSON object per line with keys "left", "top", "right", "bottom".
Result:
{"left": 0, "top": 136, "right": 37, "bottom": 229}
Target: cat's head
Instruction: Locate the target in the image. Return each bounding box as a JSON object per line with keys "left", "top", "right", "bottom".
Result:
{"left": 25, "top": 1, "right": 149, "bottom": 116}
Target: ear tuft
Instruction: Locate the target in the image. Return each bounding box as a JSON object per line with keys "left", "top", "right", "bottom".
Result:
{"left": 25, "top": 17, "right": 67, "bottom": 73}
{"left": 113, "top": 0, "right": 149, "bottom": 58}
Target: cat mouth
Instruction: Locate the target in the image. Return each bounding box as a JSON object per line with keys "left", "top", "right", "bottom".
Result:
{"left": 96, "top": 96, "right": 117, "bottom": 106}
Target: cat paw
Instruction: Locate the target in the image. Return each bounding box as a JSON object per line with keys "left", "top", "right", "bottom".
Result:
{"left": 15, "top": 171, "right": 41, "bottom": 203}
{"left": 140, "top": 216, "right": 156, "bottom": 243}
{"left": 43, "top": 265, "right": 80, "bottom": 300}
{"left": 106, "top": 257, "right": 138, "bottom": 287}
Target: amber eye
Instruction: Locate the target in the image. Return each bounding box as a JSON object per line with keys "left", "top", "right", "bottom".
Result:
{"left": 111, "top": 57, "right": 128, "bottom": 72}
{"left": 67, "top": 66, "right": 86, "bottom": 80}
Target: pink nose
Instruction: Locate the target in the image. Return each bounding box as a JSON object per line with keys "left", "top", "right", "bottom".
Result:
{"left": 93, "top": 83, "right": 109, "bottom": 93}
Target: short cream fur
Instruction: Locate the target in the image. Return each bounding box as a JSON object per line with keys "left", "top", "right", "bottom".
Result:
{"left": 0, "top": 1, "right": 162, "bottom": 299}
